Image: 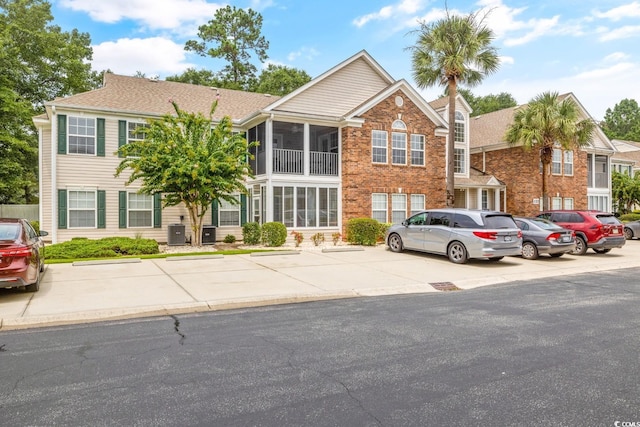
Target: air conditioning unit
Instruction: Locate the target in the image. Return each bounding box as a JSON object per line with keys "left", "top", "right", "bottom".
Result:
{"left": 167, "top": 223, "right": 186, "bottom": 246}
{"left": 202, "top": 225, "right": 216, "bottom": 245}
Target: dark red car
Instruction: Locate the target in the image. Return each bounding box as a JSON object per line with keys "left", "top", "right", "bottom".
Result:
{"left": 537, "top": 210, "right": 625, "bottom": 255}
{"left": 0, "top": 218, "right": 47, "bottom": 292}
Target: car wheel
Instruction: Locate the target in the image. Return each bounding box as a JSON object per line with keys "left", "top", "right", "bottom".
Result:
{"left": 593, "top": 248, "right": 611, "bottom": 254}
{"left": 624, "top": 227, "right": 634, "bottom": 240}
{"left": 549, "top": 253, "right": 564, "bottom": 258}
{"left": 24, "top": 267, "right": 40, "bottom": 292}
{"left": 572, "top": 236, "right": 588, "bottom": 255}
{"left": 387, "top": 233, "right": 404, "bottom": 253}
{"left": 447, "top": 241, "right": 468, "bottom": 264}
{"left": 521, "top": 242, "right": 539, "bottom": 260}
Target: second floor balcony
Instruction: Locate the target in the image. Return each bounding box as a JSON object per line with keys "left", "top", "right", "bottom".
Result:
{"left": 273, "top": 148, "right": 338, "bottom": 176}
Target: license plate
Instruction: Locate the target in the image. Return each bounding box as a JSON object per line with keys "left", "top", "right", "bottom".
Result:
{"left": 561, "top": 236, "right": 571, "bottom": 242}
{"left": 612, "top": 229, "right": 619, "bottom": 234}
{"left": 504, "top": 236, "right": 512, "bottom": 242}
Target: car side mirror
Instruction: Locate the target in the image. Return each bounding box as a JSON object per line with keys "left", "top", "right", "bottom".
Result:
{"left": 39, "top": 230, "right": 49, "bottom": 237}
{"left": 402, "top": 220, "right": 408, "bottom": 227}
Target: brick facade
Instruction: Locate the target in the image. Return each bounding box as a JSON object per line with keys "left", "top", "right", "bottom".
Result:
{"left": 470, "top": 147, "right": 588, "bottom": 216}
{"left": 341, "top": 90, "right": 447, "bottom": 228}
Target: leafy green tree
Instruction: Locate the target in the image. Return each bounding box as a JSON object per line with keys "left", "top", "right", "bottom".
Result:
{"left": 115, "top": 101, "right": 257, "bottom": 246}
{"left": 409, "top": 9, "right": 499, "bottom": 207}
{"left": 612, "top": 170, "right": 640, "bottom": 214}
{"left": 0, "top": 0, "right": 98, "bottom": 203}
{"left": 504, "top": 92, "right": 595, "bottom": 211}
{"left": 252, "top": 64, "right": 311, "bottom": 96}
{"left": 601, "top": 98, "right": 640, "bottom": 141}
{"left": 166, "top": 67, "right": 222, "bottom": 87}
{"left": 185, "top": 5, "right": 269, "bottom": 91}
{"left": 457, "top": 88, "right": 517, "bottom": 116}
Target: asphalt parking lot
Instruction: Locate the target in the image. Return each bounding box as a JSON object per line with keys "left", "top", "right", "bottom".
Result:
{"left": 1, "top": 241, "right": 639, "bottom": 330}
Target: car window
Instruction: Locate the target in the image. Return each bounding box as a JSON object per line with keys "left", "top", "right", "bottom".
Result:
{"left": 596, "top": 215, "right": 621, "bottom": 225}
{"left": 538, "top": 213, "right": 551, "bottom": 220}
{"left": 515, "top": 220, "right": 529, "bottom": 231}
{"left": 428, "top": 212, "right": 452, "bottom": 227}
{"left": 483, "top": 214, "right": 517, "bottom": 229}
{"left": 407, "top": 212, "right": 427, "bottom": 226}
{"left": 0, "top": 224, "right": 20, "bottom": 240}
{"left": 530, "top": 218, "right": 560, "bottom": 230}
{"left": 452, "top": 214, "right": 481, "bottom": 228}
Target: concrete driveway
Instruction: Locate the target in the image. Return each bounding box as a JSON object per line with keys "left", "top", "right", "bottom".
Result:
{"left": 1, "top": 242, "right": 639, "bottom": 330}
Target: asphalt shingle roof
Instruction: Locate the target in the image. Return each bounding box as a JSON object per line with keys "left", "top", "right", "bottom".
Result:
{"left": 48, "top": 73, "right": 281, "bottom": 121}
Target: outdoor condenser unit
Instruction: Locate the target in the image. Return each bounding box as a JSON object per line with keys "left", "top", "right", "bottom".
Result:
{"left": 167, "top": 223, "right": 186, "bottom": 246}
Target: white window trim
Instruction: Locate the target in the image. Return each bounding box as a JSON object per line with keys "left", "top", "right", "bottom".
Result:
{"left": 372, "top": 130, "right": 388, "bottom": 164}
{"left": 372, "top": 193, "right": 388, "bottom": 223}
{"left": 551, "top": 148, "right": 562, "bottom": 175}
{"left": 410, "top": 134, "right": 425, "bottom": 166}
{"left": 410, "top": 194, "right": 425, "bottom": 215}
{"left": 391, "top": 194, "right": 407, "bottom": 224}
{"left": 218, "top": 196, "right": 242, "bottom": 227}
{"left": 127, "top": 192, "right": 153, "bottom": 228}
{"left": 563, "top": 150, "right": 574, "bottom": 176}
{"left": 68, "top": 116, "right": 97, "bottom": 156}
{"left": 68, "top": 188, "right": 97, "bottom": 229}
{"left": 391, "top": 132, "right": 407, "bottom": 165}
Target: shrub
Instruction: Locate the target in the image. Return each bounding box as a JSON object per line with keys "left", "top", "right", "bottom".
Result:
{"left": 345, "top": 218, "right": 382, "bottom": 246}
{"left": 46, "top": 237, "right": 159, "bottom": 260}
{"left": 223, "top": 234, "right": 237, "bottom": 243}
{"left": 620, "top": 213, "right": 640, "bottom": 222}
{"left": 311, "top": 232, "right": 325, "bottom": 246}
{"left": 378, "top": 222, "right": 392, "bottom": 242}
{"left": 242, "top": 222, "right": 261, "bottom": 245}
{"left": 332, "top": 232, "right": 341, "bottom": 245}
{"left": 291, "top": 231, "right": 304, "bottom": 247}
{"left": 261, "top": 222, "right": 287, "bottom": 247}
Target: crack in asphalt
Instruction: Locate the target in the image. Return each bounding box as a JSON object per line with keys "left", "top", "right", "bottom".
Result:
{"left": 260, "top": 336, "right": 383, "bottom": 426}
{"left": 170, "top": 315, "right": 186, "bottom": 345}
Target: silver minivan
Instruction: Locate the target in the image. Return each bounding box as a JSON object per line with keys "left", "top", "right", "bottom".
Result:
{"left": 385, "top": 208, "right": 523, "bottom": 263}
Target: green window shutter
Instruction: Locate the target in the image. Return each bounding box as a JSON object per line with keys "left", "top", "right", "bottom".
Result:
{"left": 119, "top": 191, "right": 127, "bottom": 228}
{"left": 153, "top": 193, "right": 162, "bottom": 228}
{"left": 211, "top": 200, "right": 219, "bottom": 227}
{"left": 57, "top": 115, "right": 67, "bottom": 154}
{"left": 97, "top": 190, "right": 106, "bottom": 228}
{"left": 240, "top": 194, "right": 247, "bottom": 225}
{"left": 118, "top": 120, "right": 127, "bottom": 158}
{"left": 58, "top": 189, "right": 67, "bottom": 229}
{"left": 97, "top": 118, "right": 105, "bottom": 157}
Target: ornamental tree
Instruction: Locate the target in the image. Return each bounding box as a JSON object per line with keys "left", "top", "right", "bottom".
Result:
{"left": 115, "top": 101, "right": 256, "bottom": 246}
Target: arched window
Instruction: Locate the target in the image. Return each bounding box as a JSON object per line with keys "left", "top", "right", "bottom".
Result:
{"left": 392, "top": 119, "right": 407, "bottom": 130}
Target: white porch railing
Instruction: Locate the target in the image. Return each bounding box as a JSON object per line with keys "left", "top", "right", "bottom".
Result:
{"left": 273, "top": 148, "right": 303, "bottom": 174}
{"left": 272, "top": 149, "right": 338, "bottom": 176}
{"left": 310, "top": 151, "right": 338, "bottom": 176}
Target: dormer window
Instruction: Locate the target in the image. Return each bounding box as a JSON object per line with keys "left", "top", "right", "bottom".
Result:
{"left": 454, "top": 111, "right": 465, "bottom": 142}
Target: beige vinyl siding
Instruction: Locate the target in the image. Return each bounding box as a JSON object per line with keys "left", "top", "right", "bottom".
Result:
{"left": 275, "top": 58, "right": 389, "bottom": 117}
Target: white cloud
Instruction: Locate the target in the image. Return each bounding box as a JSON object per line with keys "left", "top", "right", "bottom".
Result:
{"left": 92, "top": 37, "right": 195, "bottom": 76}
{"left": 60, "top": 0, "right": 221, "bottom": 32}
{"left": 593, "top": 1, "right": 640, "bottom": 22}
{"left": 499, "top": 56, "right": 514, "bottom": 65}
{"left": 287, "top": 47, "right": 320, "bottom": 62}
{"left": 352, "top": 0, "right": 428, "bottom": 28}
{"left": 502, "top": 16, "right": 560, "bottom": 46}
{"left": 604, "top": 52, "right": 631, "bottom": 62}
{"left": 599, "top": 25, "right": 640, "bottom": 41}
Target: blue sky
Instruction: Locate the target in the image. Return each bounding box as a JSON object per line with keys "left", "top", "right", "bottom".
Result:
{"left": 50, "top": 0, "right": 640, "bottom": 120}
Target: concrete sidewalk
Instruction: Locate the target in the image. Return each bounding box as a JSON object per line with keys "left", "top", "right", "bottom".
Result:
{"left": 2, "top": 242, "right": 639, "bottom": 330}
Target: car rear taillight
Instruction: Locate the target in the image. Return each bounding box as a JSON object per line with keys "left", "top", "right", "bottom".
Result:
{"left": 0, "top": 247, "right": 32, "bottom": 257}
{"left": 473, "top": 231, "right": 497, "bottom": 240}
{"left": 518, "top": 230, "right": 523, "bottom": 238}
{"left": 546, "top": 233, "right": 561, "bottom": 241}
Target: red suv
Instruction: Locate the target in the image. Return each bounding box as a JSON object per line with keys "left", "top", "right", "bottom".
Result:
{"left": 537, "top": 210, "right": 625, "bottom": 255}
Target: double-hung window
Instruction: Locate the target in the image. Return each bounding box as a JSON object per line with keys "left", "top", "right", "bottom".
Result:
{"left": 410, "top": 135, "right": 425, "bottom": 166}
{"left": 128, "top": 193, "right": 153, "bottom": 227}
{"left": 219, "top": 197, "right": 241, "bottom": 226}
{"left": 391, "top": 194, "right": 407, "bottom": 223}
{"left": 454, "top": 148, "right": 466, "bottom": 174}
{"left": 69, "top": 190, "right": 96, "bottom": 228}
{"left": 392, "top": 132, "right": 406, "bottom": 164}
{"left": 563, "top": 150, "right": 573, "bottom": 175}
{"left": 372, "top": 193, "right": 387, "bottom": 223}
{"left": 372, "top": 130, "right": 387, "bottom": 163}
{"left": 410, "top": 194, "right": 425, "bottom": 215}
{"left": 68, "top": 117, "right": 96, "bottom": 155}
{"left": 552, "top": 149, "right": 562, "bottom": 175}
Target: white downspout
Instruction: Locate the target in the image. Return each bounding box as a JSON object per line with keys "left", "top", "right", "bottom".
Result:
{"left": 51, "top": 106, "right": 57, "bottom": 244}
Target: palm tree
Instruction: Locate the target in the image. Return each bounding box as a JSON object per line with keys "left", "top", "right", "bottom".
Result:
{"left": 504, "top": 92, "right": 596, "bottom": 211}
{"left": 410, "top": 9, "right": 499, "bottom": 207}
